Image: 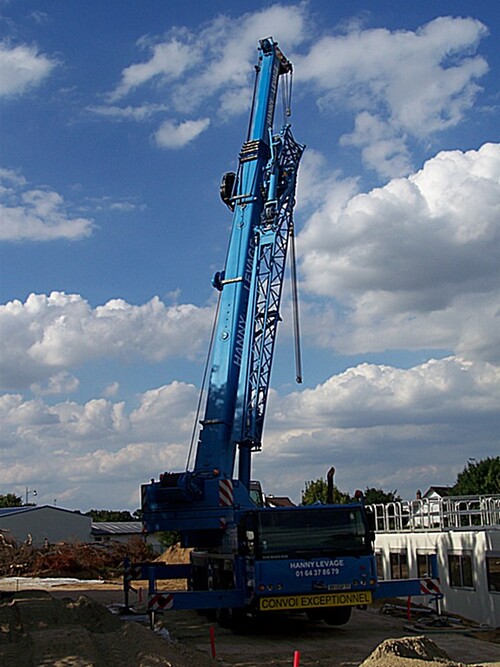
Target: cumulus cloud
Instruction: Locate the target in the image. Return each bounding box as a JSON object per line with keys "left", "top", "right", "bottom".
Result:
{"left": 0, "top": 41, "right": 56, "bottom": 96}
{"left": 109, "top": 5, "right": 306, "bottom": 107}
{"left": 0, "top": 381, "right": 198, "bottom": 508}
{"left": 108, "top": 35, "right": 197, "bottom": 102}
{"left": 273, "top": 357, "right": 500, "bottom": 429}
{"left": 30, "top": 371, "right": 80, "bottom": 397}
{"left": 0, "top": 292, "right": 213, "bottom": 390}
{"left": 154, "top": 117, "right": 210, "bottom": 149}
{"left": 295, "top": 16, "right": 488, "bottom": 176}
{"left": 298, "top": 143, "right": 500, "bottom": 362}
{"left": 253, "top": 356, "right": 500, "bottom": 500}
{"left": 97, "top": 10, "right": 489, "bottom": 168}
{"left": 0, "top": 168, "right": 94, "bottom": 242}
{"left": 2, "top": 357, "right": 498, "bottom": 508}
{"left": 96, "top": 4, "right": 307, "bottom": 144}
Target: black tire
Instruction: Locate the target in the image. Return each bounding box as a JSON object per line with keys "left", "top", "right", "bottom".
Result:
{"left": 216, "top": 607, "right": 248, "bottom": 631}
{"left": 322, "top": 605, "right": 352, "bottom": 626}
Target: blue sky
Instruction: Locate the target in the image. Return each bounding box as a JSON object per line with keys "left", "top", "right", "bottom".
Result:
{"left": 1, "top": 1, "right": 499, "bottom": 511}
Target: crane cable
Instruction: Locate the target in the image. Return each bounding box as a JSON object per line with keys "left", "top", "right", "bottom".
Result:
{"left": 289, "top": 221, "right": 303, "bottom": 384}
{"left": 185, "top": 291, "right": 222, "bottom": 471}
{"left": 281, "top": 69, "right": 293, "bottom": 122}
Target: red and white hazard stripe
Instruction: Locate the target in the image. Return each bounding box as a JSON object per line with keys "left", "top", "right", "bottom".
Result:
{"left": 420, "top": 578, "right": 441, "bottom": 596}
{"left": 219, "top": 479, "right": 234, "bottom": 506}
{"left": 148, "top": 593, "right": 174, "bottom": 611}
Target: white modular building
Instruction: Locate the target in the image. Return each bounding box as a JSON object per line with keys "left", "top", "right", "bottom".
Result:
{"left": 370, "top": 494, "right": 500, "bottom": 627}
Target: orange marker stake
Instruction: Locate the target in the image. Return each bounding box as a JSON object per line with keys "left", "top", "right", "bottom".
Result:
{"left": 210, "top": 625, "right": 216, "bottom": 659}
{"left": 293, "top": 650, "right": 300, "bottom": 666}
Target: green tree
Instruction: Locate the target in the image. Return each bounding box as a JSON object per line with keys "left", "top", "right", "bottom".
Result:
{"left": 301, "top": 478, "right": 350, "bottom": 505}
{"left": 451, "top": 457, "right": 500, "bottom": 495}
{"left": 362, "top": 488, "right": 401, "bottom": 505}
{"left": 157, "top": 531, "right": 181, "bottom": 548}
{"left": 0, "top": 493, "right": 23, "bottom": 508}
{"left": 85, "top": 509, "right": 135, "bottom": 522}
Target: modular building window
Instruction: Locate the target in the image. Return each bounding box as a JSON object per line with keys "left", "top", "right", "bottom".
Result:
{"left": 486, "top": 556, "right": 500, "bottom": 592}
{"left": 390, "top": 552, "right": 408, "bottom": 579}
{"left": 375, "top": 551, "right": 385, "bottom": 580}
{"left": 448, "top": 554, "right": 473, "bottom": 588}
{"left": 417, "top": 553, "right": 434, "bottom": 578}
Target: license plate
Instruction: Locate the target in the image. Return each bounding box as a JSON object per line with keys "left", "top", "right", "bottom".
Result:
{"left": 259, "top": 590, "right": 372, "bottom": 611}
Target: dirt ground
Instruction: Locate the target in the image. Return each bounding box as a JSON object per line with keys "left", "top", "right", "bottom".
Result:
{"left": 1, "top": 581, "right": 499, "bottom": 667}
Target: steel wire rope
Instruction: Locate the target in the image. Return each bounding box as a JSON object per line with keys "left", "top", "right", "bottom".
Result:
{"left": 185, "top": 291, "right": 222, "bottom": 471}
{"left": 281, "top": 69, "right": 293, "bottom": 122}
{"left": 289, "top": 220, "right": 303, "bottom": 384}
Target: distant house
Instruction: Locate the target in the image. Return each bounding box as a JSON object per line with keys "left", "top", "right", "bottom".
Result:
{"left": 423, "top": 486, "right": 452, "bottom": 500}
{"left": 265, "top": 495, "right": 295, "bottom": 508}
{"left": 91, "top": 521, "right": 162, "bottom": 553}
{"left": 0, "top": 506, "right": 91, "bottom": 547}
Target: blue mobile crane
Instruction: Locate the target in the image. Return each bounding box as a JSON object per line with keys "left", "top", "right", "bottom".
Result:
{"left": 133, "top": 38, "right": 441, "bottom": 628}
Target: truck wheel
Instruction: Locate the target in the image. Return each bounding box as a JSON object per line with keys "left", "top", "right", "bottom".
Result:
{"left": 322, "top": 606, "right": 352, "bottom": 626}
{"left": 216, "top": 607, "right": 247, "bottom": 631}
{"left": 306, "top": 609, "right": 323, "bottom": 622}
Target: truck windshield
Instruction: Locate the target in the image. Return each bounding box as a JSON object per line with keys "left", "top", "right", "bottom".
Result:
{"left": 255, "top": 506, "right": 369, "bottom": 559}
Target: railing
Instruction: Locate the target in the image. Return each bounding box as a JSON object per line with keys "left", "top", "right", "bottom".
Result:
{"left": 369, "top": 494, "right": 500, "bottom": 532}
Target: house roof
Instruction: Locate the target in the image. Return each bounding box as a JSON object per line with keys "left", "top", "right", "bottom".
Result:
{"left": 423, "top": 486, "right": 453, "bottom": 498}
{"left": 265, "top": 495, "right": 295, "bottom": 508}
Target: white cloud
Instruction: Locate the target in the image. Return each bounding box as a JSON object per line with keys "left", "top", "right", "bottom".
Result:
{"left": 110, "top": 5, "right": 306, "bottom": 106}
{"left": 88, "top": 103, "right": 168, "bottom": 121}
{"left": 272, "top": 357, "right": 500, "bottom": 429}
{"left": 2, "top": 357, "right": 498, "bottom": 508}
{"left": 102, "top": 382, "right": 120, "bottom": 398}
{"left": 108, "top": 35, "right": 198, "bottom": 102}
{"left": 253, "top": 356, "right": 500, "bottom": 500}
{"left": 98, "top": 11, "right": 489, "bottom": 167}
{"left": 0, "top": 42, "right": 56, "bottom": 96}
{"left": 0, "top": 169, "right": 94, "bottom": 242}
{"left": 295, "top": 16, "right": 489, "bottom": 176}
{"left": 0, "top": 381, "right": 198, "bottom": 509}
{"left": 339, "top": 111, "right": 411, "bottom": 179}
{"left": 30, "top": 371, "right": 80, "bottom": 396}
{"left": 298, "top": 143, "right": 500, "bottom": 362}
{"left": 0, "top": 292, "right": 213, "bottom": 390}
{"left": 154, "top": 117, "right": 210, "bottom": 149}
{"left": 99, "top": 4, "right": 307, "bottom": 143}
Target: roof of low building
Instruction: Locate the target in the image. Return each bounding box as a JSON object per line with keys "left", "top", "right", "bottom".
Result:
{"left": 91, "top": 521, "right": 143, "bottom": 536}
{"left": 0, "top": 505, "right": 86, "bottom": 518}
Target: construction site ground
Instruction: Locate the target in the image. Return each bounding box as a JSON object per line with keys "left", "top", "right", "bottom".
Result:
{"left": 1, "top": 543, "right": 499, "bottom": 666}
{"left": 0, "top": 580, "right": 499, "bottom": 667}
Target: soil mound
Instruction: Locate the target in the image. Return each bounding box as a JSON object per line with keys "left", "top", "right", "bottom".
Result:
{"left": 0, "top": 590, "right": 217, "bottom": 667}
{"left": 154, "top": 543, "right": 191, "bottom": 564}
{"left": 360, "top": 635, "right": 465, "bottom": 667}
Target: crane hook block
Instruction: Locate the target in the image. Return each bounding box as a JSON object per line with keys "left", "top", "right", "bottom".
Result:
{"left": 220, "top": 171, "right": 236, "bottom": 211}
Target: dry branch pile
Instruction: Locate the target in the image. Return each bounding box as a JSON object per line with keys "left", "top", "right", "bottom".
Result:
{"left": 0, "top": 537, "right": 152, "bottom": 579}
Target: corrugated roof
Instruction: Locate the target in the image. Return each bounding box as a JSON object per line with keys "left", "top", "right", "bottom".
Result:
{"left": 0, "top": 505, "right": 88, "bottom": 518}
{"left": 91, "top": 521, "right": 143, "bottom": 535}
{"left": 0, "top": 506, "right": 35, "bottom": 517}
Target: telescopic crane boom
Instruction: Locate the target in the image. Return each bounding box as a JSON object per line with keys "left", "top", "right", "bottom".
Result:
{"left": 133, "top": 39, "right": 442, "bottom": 629}
{"left": 142, "top": 38, "right": 304, "bottom": 543}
